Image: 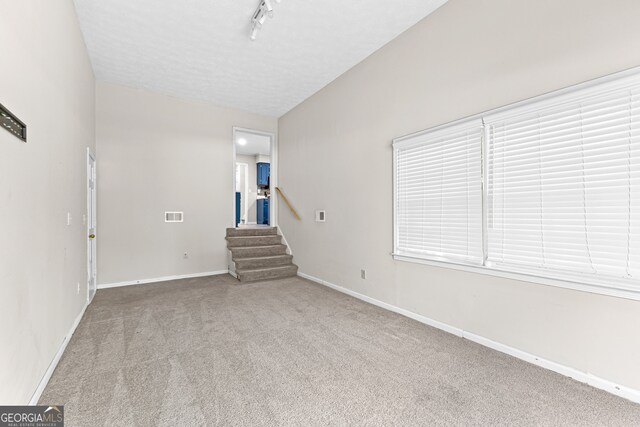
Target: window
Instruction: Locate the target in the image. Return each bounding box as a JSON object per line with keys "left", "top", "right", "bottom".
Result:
{"left": 485, "top": 83, "right": 640, "bottom": 290}
{"left": 394, "top": 119, "right": 483, "bottom": 265}
{"left": 393, "top": 69, "right": 640, "bottom": 297}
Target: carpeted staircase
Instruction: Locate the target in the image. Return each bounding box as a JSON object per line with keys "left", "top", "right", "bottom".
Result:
{"left": 226, "top": 227, "right": 298, "bottom": 282}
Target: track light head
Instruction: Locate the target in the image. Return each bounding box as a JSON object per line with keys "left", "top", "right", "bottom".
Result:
{"left": 264, "top": 0, "right": 274, "bottom": 17}
{"left": 249, "top": 0, "right": 281, "bottom": 41}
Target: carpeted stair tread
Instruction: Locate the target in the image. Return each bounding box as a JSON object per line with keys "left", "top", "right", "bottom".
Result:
{"left": 236, "top": 264, "right": 299, "bottom": 283}
{"left": 234, "top": 254, "right": 292, "bottom": 261}
{"left": 226, "top": 235, "right": 282, "bottom": 247}
{"left": 236, "top": 264, "right": 298, "bottom": 273}
{"left": 234, "top": 254, "right": 293, "bottom": 269}
{"left": 226, "top": 227, "right": 277, "bottom": 237}
{"left": 230, "top": 244, "right": 288, "bottom": 258}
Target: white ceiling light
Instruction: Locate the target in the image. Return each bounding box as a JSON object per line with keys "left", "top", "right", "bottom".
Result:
{"left": 237, "top": 138, "right": 248, "bottom": 146}
{"left": 250, "top": 0, "right": 280, "bottom": 41}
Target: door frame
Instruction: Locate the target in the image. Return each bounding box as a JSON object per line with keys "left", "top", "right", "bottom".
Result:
{"left": 232, "top": 127, "right": 277, "bottom": 228}
{"left": 236, "top": 162, "right": 249, "bottom": 225}
{"left": 86, "top": 148, "right": 97, "bottom": 303}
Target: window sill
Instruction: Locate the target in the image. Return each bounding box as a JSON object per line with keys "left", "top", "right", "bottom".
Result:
{"left": 392, "top": 254, "right": 640, "bottom": 301}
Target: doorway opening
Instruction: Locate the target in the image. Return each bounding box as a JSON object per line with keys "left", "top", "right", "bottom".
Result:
{"left": 232, "top": 128, "right": 276, "bottom": 228}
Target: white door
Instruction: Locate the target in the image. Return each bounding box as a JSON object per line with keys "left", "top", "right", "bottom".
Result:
{"left": 87, "top": 151, "right": 97, "bottom": 302}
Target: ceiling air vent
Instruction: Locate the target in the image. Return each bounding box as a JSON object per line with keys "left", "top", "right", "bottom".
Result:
{"left": 165, "top": 212, "right": 184, "bottom": 223}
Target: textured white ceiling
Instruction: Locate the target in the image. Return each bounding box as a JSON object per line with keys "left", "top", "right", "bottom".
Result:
{"left": 236, "top": 131, "right": 271, "bottom": 156}
{"left": 74, "top": 0, "right": 447, "bottom": 117}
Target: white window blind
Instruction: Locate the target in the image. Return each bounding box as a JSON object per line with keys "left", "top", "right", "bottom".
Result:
{"left": 485, "top": 83, "right": 640, "bottom": 289}
{"left": 394, "top": 120, "right": 483, "bottom": 265}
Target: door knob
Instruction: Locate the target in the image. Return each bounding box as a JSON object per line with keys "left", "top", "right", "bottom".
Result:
{"left": 89, "top": 234, "right": 95, "bottom": 239}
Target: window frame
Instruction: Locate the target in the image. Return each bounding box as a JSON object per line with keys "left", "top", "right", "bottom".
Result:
{"left": 392, "top": 66, "right": 640, "bottom": 301}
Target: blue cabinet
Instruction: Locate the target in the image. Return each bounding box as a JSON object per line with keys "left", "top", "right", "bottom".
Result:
{"left": 235, "top": 192, "right": 241, "bottom": 227}
{"left": 257, "top": 162, "right": 270, "bottom": 188}
{"left": 257, "top": 198, "right": 270, "bottom": 225}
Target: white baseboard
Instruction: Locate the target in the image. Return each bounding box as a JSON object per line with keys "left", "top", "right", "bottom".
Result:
{"left": 298, "top": 272, "right": 640, "bottom": 404}
{"left": 29, "top": 302, "right": 88, "bottom": 405}
{"left": 298, "top": 272, "right": 462, "bottom": 337}
{"left": 98, "top": 270, "right": 229, "bottom": 289}
{"left": 462, "top": 331, "right": 640, "bottom": 404}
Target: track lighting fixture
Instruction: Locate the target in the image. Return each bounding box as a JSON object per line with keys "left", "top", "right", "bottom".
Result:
{"left": 250, "top": 0, "right": 281, "bottom": 41}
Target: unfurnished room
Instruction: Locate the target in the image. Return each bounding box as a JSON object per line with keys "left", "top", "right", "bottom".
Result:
{"left": 1, "top": 1, "right": 640, "bottom": 426}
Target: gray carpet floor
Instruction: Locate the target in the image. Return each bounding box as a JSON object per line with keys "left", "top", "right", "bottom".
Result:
{"left": 40, "top": 274, "right": 640, "bottom": 426}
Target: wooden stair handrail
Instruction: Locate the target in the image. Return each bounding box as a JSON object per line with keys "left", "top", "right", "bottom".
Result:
{"left": 275, "top": 187, "right": 301, "bottom": 220}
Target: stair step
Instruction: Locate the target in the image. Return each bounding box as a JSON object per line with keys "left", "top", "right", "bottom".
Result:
{"left": 230, "top": 244, "right": 287, "bottom": 258}
{"left": 234, "top": 254, "right": 293, "bottom": 270}
{"left": 226, "top": 227, "right": 277, "bottom": 237}
{"left": 226, "top": 235, "right": 282, "bottom": 247}
{"left": 237, "top": 264, "right": 298, "bottom": 283}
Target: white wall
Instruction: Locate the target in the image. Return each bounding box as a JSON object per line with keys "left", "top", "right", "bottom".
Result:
{"left": 256, "top": 154, "right": 270, "bottom": 164}
{"left": 96, "top": 82, "right": 277, "bottom": 285}
{"left": 0, "top": 0, "right": 95, "bottom": 404}
{"left": 236, "top": 155, "right": 258, "bottom": 224}
{"left": 278, "top": 0, "right": 640, "bottom": 392}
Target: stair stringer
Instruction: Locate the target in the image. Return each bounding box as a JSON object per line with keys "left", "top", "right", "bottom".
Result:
{"left": 276, "top": 225, "right": 293, "bottom": 255}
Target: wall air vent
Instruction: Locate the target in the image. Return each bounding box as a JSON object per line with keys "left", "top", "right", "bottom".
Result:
{"left": 165, "top": 212, "right": 184, "bottom": 223}
{"left": 0, "top": 103, "right": 26, "bottom": 142}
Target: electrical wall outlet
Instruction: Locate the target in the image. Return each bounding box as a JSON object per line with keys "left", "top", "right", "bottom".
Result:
{"left": 361, "top": 269, "right": 366, "bottom": 279}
